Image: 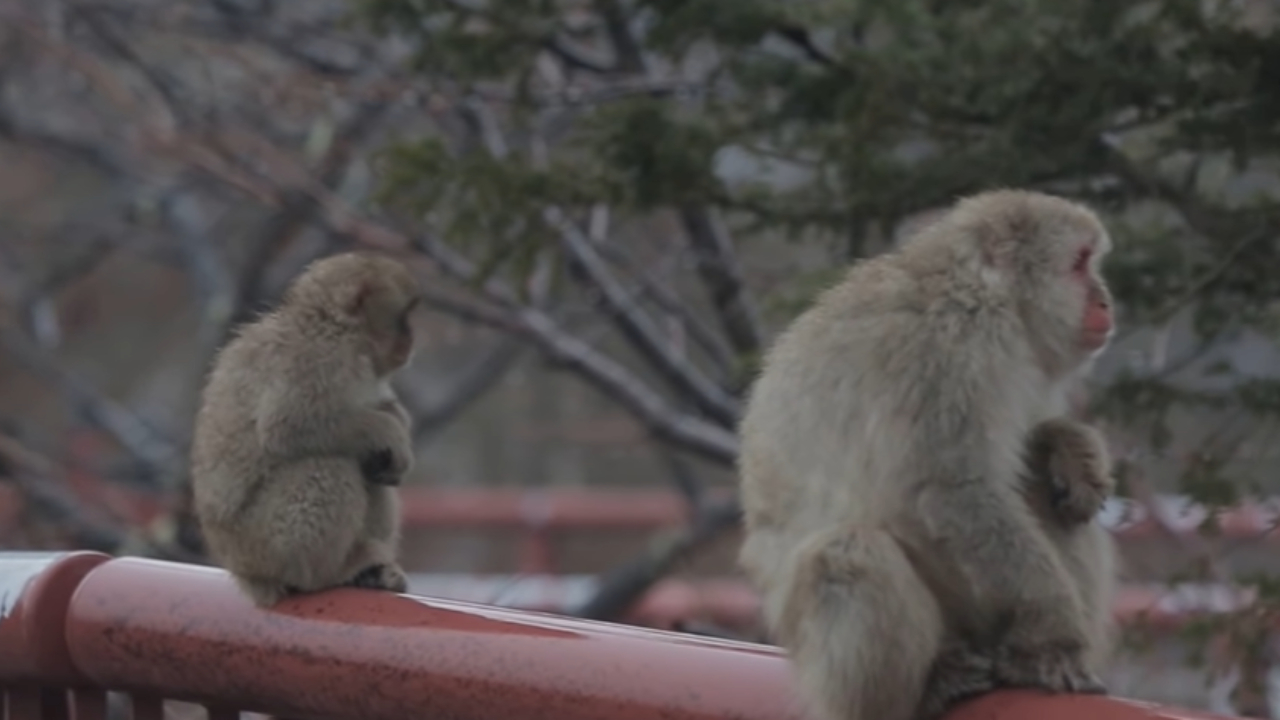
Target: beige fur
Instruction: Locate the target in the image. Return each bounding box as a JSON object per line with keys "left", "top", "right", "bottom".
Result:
{"left": 737, "top": 190, "right": 1119, "bottom": 720}
{"left": 190, "top": 251, "right": 421, "bottom": 606}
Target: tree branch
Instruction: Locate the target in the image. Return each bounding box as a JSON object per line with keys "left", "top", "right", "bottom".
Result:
{"left": 571, "top": 498, "right": 742, "bottom": 620}
{"left": 677, "top": 205, "right": 765, "bottom": 359}
{"left": 402, "top": 337, "right": 526, "bottom": 444}
{"left": 0, "top": 329, "right": 182, "bottom": 486}
{"left": 210, "top": 100, "right": 393, "bottom": 351}
{"left": 0, "top": 432, "right": 124, "bottom": 552}
{"left": 549, "top": 206, "right": 740, "bottom": 426}
{"left": 413, "top": 233, "right": 741, "bottom": 465}
{"left": 593, "top": 237, "right": 736, "bottom": 378}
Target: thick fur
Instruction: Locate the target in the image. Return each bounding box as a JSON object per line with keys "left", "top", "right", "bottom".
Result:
{"left": 191, "top": 252, "right": 420, "bottom": 606}
{"left": 737, "top": 190, "right": 1120, "bottom": 720}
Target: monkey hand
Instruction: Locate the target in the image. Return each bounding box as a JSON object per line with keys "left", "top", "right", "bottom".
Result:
{"left": 1030, "top": 419, "right": 1113, "bottom": 526}
{"left": 360, "top": 448, "right": 405, "bottom": 486}
{"left": 348, "top": 563, "right": 409, "bottom": 593}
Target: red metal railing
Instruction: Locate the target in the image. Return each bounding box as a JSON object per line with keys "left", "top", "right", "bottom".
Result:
{"left": 0, "top": 551, "right": 1251, "bottom": 720}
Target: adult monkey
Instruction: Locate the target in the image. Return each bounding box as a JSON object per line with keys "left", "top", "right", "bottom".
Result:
{"left": 737, "top": 189, "right": 1119, "bottom": 720}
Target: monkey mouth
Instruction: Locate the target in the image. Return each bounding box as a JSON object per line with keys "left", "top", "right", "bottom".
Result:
{"left": 1081, "top": 330, "right": 1112, "bottom": 351}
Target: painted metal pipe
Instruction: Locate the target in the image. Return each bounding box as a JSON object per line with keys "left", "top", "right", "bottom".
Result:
{"left": 61, "top": 557, "right": 1248, "bottom": 720}
{"left": 64, "top": 557, "right": 802, "bottom": 720}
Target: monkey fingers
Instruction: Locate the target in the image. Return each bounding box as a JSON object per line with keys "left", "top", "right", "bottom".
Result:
{"left": 1027, "top": 419, "right": 1112, "bottom": 527}
{"left": 359, "top": 449, "right": 403, "bottom": 485}
{"left": 1046, "top": 458, "right": 1108, "bottom": 526}
{"left": 990, "top": 640, "right": 1107, "bottom": 696}
{"left": 1044, "top": 431, "right": 1113, "bottom": 527}
{"left": 914, "top": 646, "right": 995, "bottom": 720}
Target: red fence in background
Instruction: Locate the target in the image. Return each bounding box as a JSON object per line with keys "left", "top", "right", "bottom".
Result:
{"left": 4, "top": 485, "right": 1273, "bottom": 634}
{"left": 7, "top": 484, "right": 1278, "bottom": 571}
{"left": 0, "top": 551, "right": 1250, "bottom": 720}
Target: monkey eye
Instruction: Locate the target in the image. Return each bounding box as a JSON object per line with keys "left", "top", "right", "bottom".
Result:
{"left": 1071, "top": 247, "right": 1092, "bottom": 274}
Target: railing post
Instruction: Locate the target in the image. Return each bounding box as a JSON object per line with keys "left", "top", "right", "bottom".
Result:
{"left": 0, "top": 551, "right": 112, "bottom": 720}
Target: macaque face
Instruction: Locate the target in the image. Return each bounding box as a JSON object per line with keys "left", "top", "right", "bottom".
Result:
{"left": 353, "top": 278, "right": 421, "bottom": 376}
{"left": 387, "top": 297, "right": 419, "bottom": 370}
{"left": 1015, "top": 220, "right": 1116, "bottom": 376}
{"left": 1070, "top": 243, "right": 1113, "bottom": 353}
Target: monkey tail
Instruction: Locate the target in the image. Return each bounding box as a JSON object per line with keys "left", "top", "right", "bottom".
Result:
{"left": 772, "top": 529, "right": 945, "bottom": 720}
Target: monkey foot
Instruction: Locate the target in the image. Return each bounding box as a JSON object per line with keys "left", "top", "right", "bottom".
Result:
{"left": 915, "top": 648, "right": 995, "bottom": 720}
{"left": 347, "top": 563, "right": 409, "bottom": 593}
{"left": 991, "top": 642, "right": 1106, "bottom": 695}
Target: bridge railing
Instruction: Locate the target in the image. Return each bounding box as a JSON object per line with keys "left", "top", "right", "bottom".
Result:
{"left": 0, "top": 551, "right": 1247, "bottom": 720}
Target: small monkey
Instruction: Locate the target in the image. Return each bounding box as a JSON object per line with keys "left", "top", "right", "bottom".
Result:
{"left": 191, "top": 251, "right": 421, "bottom": 606}
{"left": 737, "top": 189, "right": 1119, "bottom": 720}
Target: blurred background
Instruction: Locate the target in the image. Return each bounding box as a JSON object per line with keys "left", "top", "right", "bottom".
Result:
{"left": 2, "top": 0, "right": 1280, "bottom": 715}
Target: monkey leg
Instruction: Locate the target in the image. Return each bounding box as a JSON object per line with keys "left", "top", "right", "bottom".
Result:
{"left": 225, "top": 458, "right": 370, "bottom": 605}
{"left": 342, "top": 485, "right": 408, "bottom": 594}
{"left": 918, "top": 480, "right": 1106, "bottom": 696}
{"left": 772, "top": 529, "right": 948, "bottom": 720}
{"left": 914, "top": 645, "right": 995, "bottom": 720}
{"left": 1053, "top": 522, "right": 1119, "bottom": 672}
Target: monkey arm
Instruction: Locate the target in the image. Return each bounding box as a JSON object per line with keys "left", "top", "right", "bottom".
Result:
{"left": 916, "top": 477, "right": 1088, "bottom": 635}
{"left": 919, "top": 476, "right": 1109, "bottom": 694}
{"left": 1023, "top": 418, "right": 1113, "bottom": 527}
{"left": 254, "top": 387, "right": 411, "bottom": 469}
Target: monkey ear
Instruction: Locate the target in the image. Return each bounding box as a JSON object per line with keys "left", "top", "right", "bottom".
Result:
{"left": 341, "top": 281, "right": 372, "bottom": 317}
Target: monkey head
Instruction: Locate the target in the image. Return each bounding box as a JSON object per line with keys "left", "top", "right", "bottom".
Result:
{"left": 283, "top": 251, "right": 422, "bottom": 376}
{"left": 924, "top": 190, "right": 1115, "bottom": 379}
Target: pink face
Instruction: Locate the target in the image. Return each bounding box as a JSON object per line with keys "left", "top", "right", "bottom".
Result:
{"left": 1070, "top": 243, "right": 1113, "bottom": 352}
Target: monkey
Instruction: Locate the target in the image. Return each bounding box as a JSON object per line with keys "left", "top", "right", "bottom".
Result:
{"left": 736, "top": 189, "right": 1120, "bottom": 720}
{"left": 190, "top": 251, "right": 422, "bottom": 607}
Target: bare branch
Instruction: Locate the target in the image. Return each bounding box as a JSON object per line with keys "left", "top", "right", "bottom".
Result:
{"left": 402, "top": 337, "right": 526, "bottom": 444}
{"left": 0, "top": 432, "right": 124, "bottom": 552}
{"left": 677, "top": 205, "right": 765, "bottom": 359}
{"left": 413, "top": 233, "right": 741, "bottom": 465}
{"left": 72, "top": 4, "right": 186, "bottom": 121}
{"left": 571, "top": 498, "right": 742, "bottom": 620}
{"left": 596, "top": 0, "right": 645, "bottom": 74}
{"left": 163, "top": 189, "right": 238, "bottom": 358}
{"left": 0, "top": 329, "right": 183, "bottom": 484}
{"left": 0, "top": 432, "right": 198, "bottom": 561}
{"left": 549, "top": 206, "right": 740, "bottom": 426}
{"left": 211, "top": 100, "right": 393, "bottom": 350}
{"left": 593, "top": 235, "right": 737, "bottom": 379}
{"left": 545, "top": 36, "right": 615, "bottom": 74}
{"left": 774, "top": 26, "right": 839, "bottom": 69}
{"left": 661, "top": 448, "right": 705, "bottom": 507}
